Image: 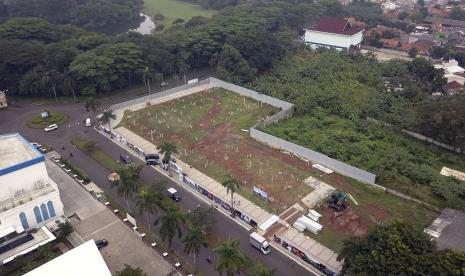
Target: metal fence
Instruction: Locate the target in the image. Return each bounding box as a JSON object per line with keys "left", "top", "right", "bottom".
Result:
{"left": 109, "top": 79, "right": 211, "bottom": 111}
{"left": 109, "top": 76, "right": 376, "bottom": 185}
{"left": 250, "top": 128, "right": 377, "bottom": 185}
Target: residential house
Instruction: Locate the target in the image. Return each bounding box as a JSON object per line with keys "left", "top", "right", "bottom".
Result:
{"left": 434, "top": 59, "right": 465, "bottom": 84}
{"left": 303, "top": 17, "right": 364, "bottom": 50}
{"left": 443, "top": 80, "right": 464, "bottom": 95}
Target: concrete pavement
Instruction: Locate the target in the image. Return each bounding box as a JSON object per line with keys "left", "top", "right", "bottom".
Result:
{"left": 0, "top": 97, "right": 314, "bottom": 275}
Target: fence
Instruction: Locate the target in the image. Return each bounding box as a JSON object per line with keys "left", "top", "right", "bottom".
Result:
{"left": 109, "top": 76, "right": 377, "bottom": 185}
{"left": 250, "top": 128, "right": 377, "bottom": 185}
{"left": 109, "top": 79, "right": 211, "bottom": 111}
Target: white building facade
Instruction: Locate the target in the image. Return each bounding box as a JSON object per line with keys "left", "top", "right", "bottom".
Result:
{"left": 0, "top": 134, "right": 64, "bottom": 234}
{"left": 303, "top": 17, "right": 364, "bottom": 50}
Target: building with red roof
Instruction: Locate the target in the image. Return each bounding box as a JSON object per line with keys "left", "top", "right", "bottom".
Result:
{"left": 303, "top": 17, "right": 364, "bottom": 50}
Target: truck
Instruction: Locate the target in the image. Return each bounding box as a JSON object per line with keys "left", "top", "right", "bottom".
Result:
{"left": 167, "top": 187, "right": 182, "bottom": 202}
{"left": 249, "top": 232, "right": 270, "bottom": 255}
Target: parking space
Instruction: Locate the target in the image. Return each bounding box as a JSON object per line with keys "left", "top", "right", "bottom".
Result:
{"left": 45, "top": 157, "right": 105, "bottom": 220}
{"left": 75, "top": 209, "right": 174, "bottom": 275}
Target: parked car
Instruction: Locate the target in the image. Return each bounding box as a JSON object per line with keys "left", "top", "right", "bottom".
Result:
{"left": 160, "top": 81, "right": 169, "bottom": 87}
{"left": 119, "top": 154, "right": 132, "bottom": 164}
{"left": 85, "top": 118, "right": 91, "bottom": 127}
{"left": 44, "top": 124, "right": 58, "bottom": 132}
{"left": 167, "top": 188, "right": 181, "bottom": 202}
{"left": 95, "top": 239, "right": 108, "bottom": 249}
{"left": 145, "top": 153, "right": 160, "bottom": 165}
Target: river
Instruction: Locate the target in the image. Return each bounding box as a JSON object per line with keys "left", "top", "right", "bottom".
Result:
{"left": 129, "top": 13, "right": 156, "bottom": 35}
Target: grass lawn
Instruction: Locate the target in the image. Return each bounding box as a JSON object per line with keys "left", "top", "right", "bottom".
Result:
{"left": 72, "top": 136, "right": 123, "bottom": 172}
{"left": 27, "top": 111, "right": 68, "bottom": 129}
{"left": 119, "top": 88, "right": 314, "bottom": 212}
{"left": 143, "top": 0, "right": 216, "bottom": 27}
{"left": 263, "top": 110, "right": 465, "bottom": 210}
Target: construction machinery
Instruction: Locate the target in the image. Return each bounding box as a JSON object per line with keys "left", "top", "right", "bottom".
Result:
{"left": 328, "top": 191, "right": 358, "bottom": 217}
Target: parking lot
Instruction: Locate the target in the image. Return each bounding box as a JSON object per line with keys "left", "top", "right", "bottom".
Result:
{"left": 46, "top": 155, "right": 175, "bottom": 275}
{"left": 74, "top": 209, "right": 174, "bottom": 275}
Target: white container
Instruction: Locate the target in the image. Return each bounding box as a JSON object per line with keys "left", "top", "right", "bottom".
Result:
{"left": 307, "top": 209, "right": 322, "bottom": 222}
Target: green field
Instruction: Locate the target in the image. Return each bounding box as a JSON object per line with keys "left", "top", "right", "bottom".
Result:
{"left": 27, "top": 111, "right": 68, "bottom": 128}
{"left": 263, "top": 110, "right": 465, "bottom": 211}
{"left": 143, "top": 0, "right": 216, "bottom": 27}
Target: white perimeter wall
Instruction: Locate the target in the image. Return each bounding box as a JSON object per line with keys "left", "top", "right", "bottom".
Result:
{"left": 0, "top": 162, "right": 49, "bottom": 202}
{"left": 304, "top": 30, "right": 363, "bottom": 49}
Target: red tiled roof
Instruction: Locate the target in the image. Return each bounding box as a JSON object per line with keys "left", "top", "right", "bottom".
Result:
{"left": 454, "top": 72, "right": 465, "bottom": 78}
{"left": 444, "top": 80, "right": 463, "bottom": 90}
{"left": 381, "top": 38, "right": 400, "bottom": 48}
{"left": 304, "top": 17, "right": 363, "bottom": 36}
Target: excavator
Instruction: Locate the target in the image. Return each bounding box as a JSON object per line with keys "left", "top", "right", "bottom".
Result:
{"left": 328, "top": 191, "right": 358, "bottom": 217}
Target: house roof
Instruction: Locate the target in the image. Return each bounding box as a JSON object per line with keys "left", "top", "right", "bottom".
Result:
{"left": 424, "top": 16, "right": 465, "bottom": 28}
{"left": 381, "top": 38, "right": 400, "bottom": 48}
{"left": 304, "top": 17, "right": 363, "bottom": 35}
{"left": 444, "top": 80, "right": 463, "bottom": 91}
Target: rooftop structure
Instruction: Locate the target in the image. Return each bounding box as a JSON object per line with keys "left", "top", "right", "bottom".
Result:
{"left": 303, "top": 17, "right": 364, "bottom": 50}
{"left": 0, "top": 226, "right": 55, "bottom": 264}
{"left": 25, "top": 240, "right": 112, "bottom": 276}
{"left": 0, "top": 133, "right": 64, "bottom": 253}
{"left": 0, "top": 133, "right": 43, "bottom": 174}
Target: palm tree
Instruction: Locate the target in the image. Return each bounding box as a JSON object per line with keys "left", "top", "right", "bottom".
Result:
{"left": 157, "top": 141, "right": 178, "bottom": 164}
{"left": 143, "top": 66, "right": 154, "bottom": 94}
{"left": 250, "top": 263, "right": 275, "bottom": 276}
{"left": 135, "top": 187, "right": 159, "bottom": 233}
{"left": 214, "top": 239, "right": 245, "bottom": 276}
{"left": 113, "top": 168, "right": 138, "bottom": 212}
{"left": 183, "top": 226, "right": 207, "bottom": 265}
{"left": 41, "top": 70, "right": 59, "bottom": 101}
{"left": 63, "top": 71, "right": 77, "bottom": 103}
{"left": 154, "top": 206, "right": 186, "bottom": 249}
{"left": 85, "top": 97, "right": 101, "bottom": 114}
{"left": 101, "top": 109, "right": 116, "bottom": 137}
{"left": 221, "top": 175, "right": 241, "bottom": 216}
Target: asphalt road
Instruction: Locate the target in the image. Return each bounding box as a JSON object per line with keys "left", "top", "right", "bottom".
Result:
{"left": 0, "top": 90, "right": 313, "bottom": 276}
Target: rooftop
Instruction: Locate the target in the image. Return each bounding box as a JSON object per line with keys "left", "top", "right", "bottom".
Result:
{"left": 25, "top": 240, "right": 111, "bottom": 276}
{"left": 0, "top": 133, "right": 43, "bottom": 174}
{"left": 0, "top": 226, "right": 55, "bottom": 264}
{"left": 304, "top": 17, "right": 363, "bottom": 36}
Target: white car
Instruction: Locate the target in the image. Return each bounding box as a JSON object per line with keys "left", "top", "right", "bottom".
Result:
{"left": 44, "top": 124, "right": 58, "bottom": 132}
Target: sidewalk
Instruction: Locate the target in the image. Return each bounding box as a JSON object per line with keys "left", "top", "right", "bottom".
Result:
{"left": 114, "top": 127, "right": 273, "bottom": 227}
{"left": 111, "top": 126, "right": 342, "bottom": 273}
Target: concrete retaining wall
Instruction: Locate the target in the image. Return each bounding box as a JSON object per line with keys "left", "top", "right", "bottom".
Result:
{"left": 250, "top": 128, "right": 377, "bottom": 185}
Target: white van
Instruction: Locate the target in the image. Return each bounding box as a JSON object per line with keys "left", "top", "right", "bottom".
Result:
{"left": 85, "top": 118, "right": 91, "bottom": 127}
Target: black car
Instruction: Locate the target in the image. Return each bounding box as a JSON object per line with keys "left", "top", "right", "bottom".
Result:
{"left": 95, "top": 239, "right": 108, "bottom": 249}
{"left": 145, "top": 153, "right": 160, "bottom": 165}
{"left": 119, "top": 154, "right": 132, "bottom": 164}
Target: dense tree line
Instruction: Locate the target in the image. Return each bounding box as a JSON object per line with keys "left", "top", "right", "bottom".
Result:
{"left": 339, "top": 221, "right": 465, "bottom": 275}
{"left": 0, "top": 0, "right": 143, "bottom": 32}
{"left": 0, "top": 0, "right": 347, "bottom": 98}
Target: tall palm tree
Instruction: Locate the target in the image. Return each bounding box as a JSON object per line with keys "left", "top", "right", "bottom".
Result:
{"left": 183, "top": 226, "right": 207, "bottom": 265}
{"left": 101, "top": 109, "right": 116, "bottom": 137}
{"left": 214, "top": 239, "right": 245, "bottom": 276}
{"left": 221, "top": 175, "right": 241, "bottom": 216}
{"left": 143, "top": 66, "right": 154, "bottom": 94}
{"left": 154, "top": 206, "right": 186, "bottom": 249}
{"left": 157, "top": 142, "right": 178, "bottom": 164}
{"left": 136, "top": 187, "right": 159, "bottom": 233}
{"left": 85, "top": 97, "right": 101, "bottom": 114}
{"left": 250, "top": 263, "right": 275, "bottom": 276}
{"left": 63, "top": 71, "right": 77, "bottom": 103}
{"left": 41, "top": 70, "right": 59, "bottom": 101}
{"left": 113, "top": 168, "right": 138, "bottom": 213}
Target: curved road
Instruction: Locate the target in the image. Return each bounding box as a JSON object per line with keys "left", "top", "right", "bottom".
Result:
{"left": 0, "top": 98, "right": 314, "bottom": 276}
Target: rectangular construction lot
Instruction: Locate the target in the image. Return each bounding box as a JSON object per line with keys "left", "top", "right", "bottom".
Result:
{"left": 119, "top": 88, "right": 315, "bottom": 212}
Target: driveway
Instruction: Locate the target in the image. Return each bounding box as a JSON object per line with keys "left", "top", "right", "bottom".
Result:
{"left": 75, "top": 209, "right": 174, "bottom": 275}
